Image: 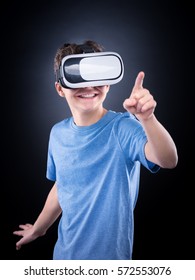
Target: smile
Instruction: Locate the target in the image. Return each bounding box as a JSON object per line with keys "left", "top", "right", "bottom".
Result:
{"left": 78, "top": 93, "right": 97, "bottom": 98}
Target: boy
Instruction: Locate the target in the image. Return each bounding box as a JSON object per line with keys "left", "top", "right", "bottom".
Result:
{"left": 13, "top": 40, "right": 178, "bottom": 260}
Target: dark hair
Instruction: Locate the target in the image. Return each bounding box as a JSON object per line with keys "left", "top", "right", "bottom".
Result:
{"left": 54, "top": 40, "right": 104, "bottom": 75}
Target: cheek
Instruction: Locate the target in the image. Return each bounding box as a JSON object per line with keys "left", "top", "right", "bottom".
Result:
{"left": 66, "top": 96, "right": 75, "bottom": 105}
{"left": 101, "top": 92, "right": 108, "bottom": 102}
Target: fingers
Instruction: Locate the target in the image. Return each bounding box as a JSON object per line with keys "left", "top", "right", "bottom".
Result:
{"left": 19, "top": 224, "right": 33, "bottom": 230}
{"left": 124, "top": 89, "right": 153, "bottom": 112}
{"left": 124, "top": 71, "right": 145, "bottom": 109}
{"left": 133, "top": 71, "right": 145, "bottom": 92}
{"left": 16, "top": 242, "right": 22, "bottom": 250}
{"left": 15, "top": 236, "right": 29, "bottom": 250}
{"left": 13, "top": 224, "right": 34, "bottom": 251}
{"left": 135, "top": 90, "right": 155, "bottom": 113}
{"left": 13, "top": 224, "right": 32, "bottom": 235}
{"left": 124, "top": 71, "right": 156, "bottom": 119}
{"left": 14, "top": 224, "right": 32, "bottom": 231}
{"left": 123, "top": 98, "right": 136, "bottom": 114}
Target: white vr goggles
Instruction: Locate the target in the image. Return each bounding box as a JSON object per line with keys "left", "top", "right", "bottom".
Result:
{"left": 56, "top": 51, "right": 124, "bottom": 88}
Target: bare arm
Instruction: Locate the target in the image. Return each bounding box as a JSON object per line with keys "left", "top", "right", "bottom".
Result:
{"left": 13, "top": 182, "right": 61, "bottom": 250}
{"left": 123, "top": 71, "right": 178, "bottom": 169}
{"left": 141, "top": 115, "right": 178, "bottom": 168}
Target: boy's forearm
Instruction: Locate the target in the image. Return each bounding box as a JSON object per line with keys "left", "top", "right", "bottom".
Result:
{"left": 142, "top": 114, "right": 178, "bottom": 168}
{"left": 33, "top": 183, "right": 62, "bottom": 236}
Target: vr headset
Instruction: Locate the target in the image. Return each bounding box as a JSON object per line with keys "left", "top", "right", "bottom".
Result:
{"left": 56, "top": 47, "right": 124, "bottom": 89}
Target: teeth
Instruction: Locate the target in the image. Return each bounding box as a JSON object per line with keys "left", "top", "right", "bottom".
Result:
{"left": 80, "top": 93, "right": 96, "bottom": 98}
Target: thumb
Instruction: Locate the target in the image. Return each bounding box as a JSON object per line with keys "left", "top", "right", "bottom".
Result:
{"left": 16, "top": 241, "right": 22, "bottom": 250}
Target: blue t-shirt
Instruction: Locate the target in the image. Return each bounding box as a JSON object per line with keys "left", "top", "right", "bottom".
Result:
{"left": 46, "top": 110, "right": 159, "bottom": 260}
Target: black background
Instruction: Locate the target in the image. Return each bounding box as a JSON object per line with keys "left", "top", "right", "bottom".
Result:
{"left": 2, "top": 0, "right": 194, "bottom": 260}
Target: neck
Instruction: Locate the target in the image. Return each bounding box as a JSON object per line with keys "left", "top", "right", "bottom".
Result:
{"left": 73, "top": 107, "right": 107, "bottom": 126}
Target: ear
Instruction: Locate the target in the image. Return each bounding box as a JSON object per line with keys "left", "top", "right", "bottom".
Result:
{"left": 105, "top": 85, "right": 110, "bottom": 93}
{"left": 55, "top": 82, "right": 65, "bottom": 97}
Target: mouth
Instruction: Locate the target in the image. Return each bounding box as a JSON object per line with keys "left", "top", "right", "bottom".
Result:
{"left": 77, "top": 93, "right": 98, "bottom": 99}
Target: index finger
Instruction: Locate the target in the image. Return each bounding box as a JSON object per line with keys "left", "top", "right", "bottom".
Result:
{"left": 133, "top": 71, "right": 145, "bottom": 91}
